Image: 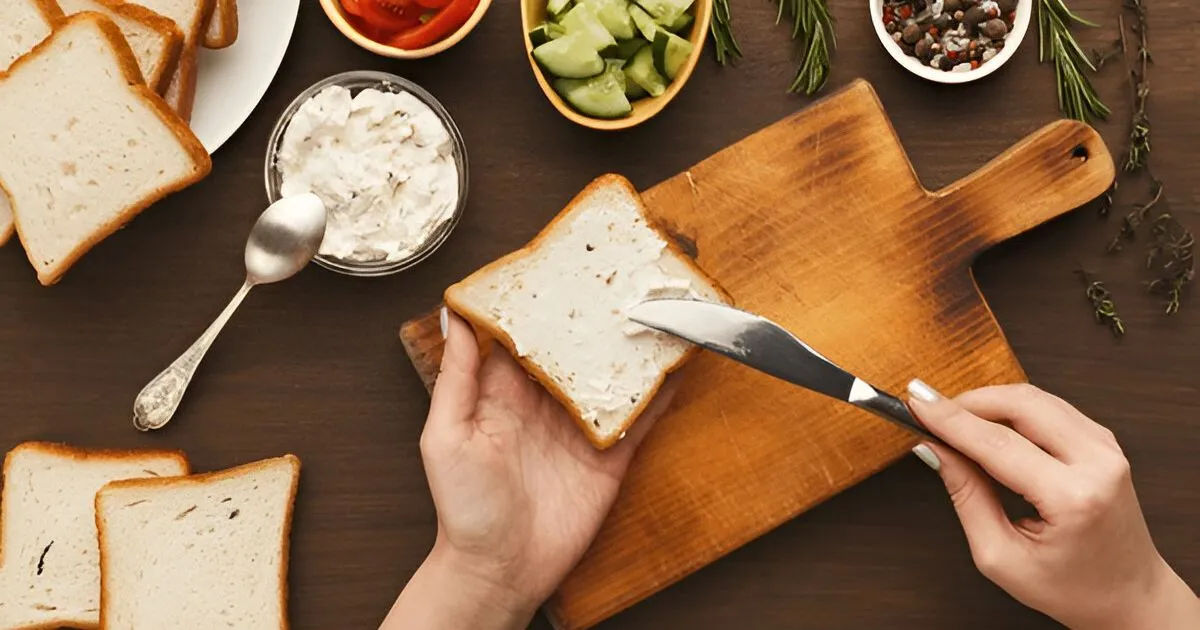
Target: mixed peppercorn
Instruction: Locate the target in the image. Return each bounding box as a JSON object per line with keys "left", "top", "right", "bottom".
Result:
{"left": 882, "top": 0, "right": 1018, "bottom": 72}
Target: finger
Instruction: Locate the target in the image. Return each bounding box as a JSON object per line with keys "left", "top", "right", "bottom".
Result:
{"left": 914, "top": 442, "right": 1025, "bottom": 575}
{"left": 955, "top": 384, "right": 1109, "bottom": 460}
{"left": 907, "top": 379, "right": 1067, "bottom": 507}
{"left": 613, "top": 375, "right": 681, "bottom": 454}
{"left": 427, "top": 308, "right": 482, "bottom": 440}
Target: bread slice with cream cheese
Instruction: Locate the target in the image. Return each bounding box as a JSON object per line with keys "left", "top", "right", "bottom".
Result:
{"left": 0, "top": 442, "right": 189, "bottom": 630}
{"left": 0, "top": 13, "right": 211, "bottom": 285}
{"left": 445, "top": 174, "right": 731, "bottom": 449}
{"left": 96, "top": 455, "right": 300, "bottom": 630}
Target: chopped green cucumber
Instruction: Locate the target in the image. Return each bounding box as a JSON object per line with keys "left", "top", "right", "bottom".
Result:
{"left": 553, "top": 65, "right": 632, "bottom": 118}
{"left": 533, "top": 34, "right": 606, "bottom": 79}
{"left": 529, "top": 23, "right": 566, "bottom": 47}
{"left": 628, "top": 4, "right": 658, "bottom": 41}
{"left": 651, "top": 28, "right": 692, "bottom": 79}
{"left": 624, "top": 45, "right": 666, "bottom": 97}
{"left": 665, "top": 12, "right": 693, "bottom": 32}
{"left": 561, "top": 4, "right": 617, "bottom": 51}
{"left": 583, "top": 0, "right": 635, "bottom": 39}
{"left": 622, "top": 66, "right": 648, "bottom": 98}
{"left": 547, "top": 0, "right": 572, "bottom": 17}
{"left": 602, "top": 37, "right": 647, "bottom": 60}
{"left": 604, "top": 59, "right": 628, "bottom": 92}
{"left": 634, "top": 0, "right": 694, "bottom": 26}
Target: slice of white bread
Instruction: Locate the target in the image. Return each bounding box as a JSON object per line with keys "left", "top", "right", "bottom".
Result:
{"left": 0, "top": 0, "right": 60, "bottom": 247}
{"left": 96, "top": 455, "right": 301, "bottom": 630}
{"left": 202, "top": 0, "right": 236, "bottom": 48}
{"left": 138, "top": 0, "right": 213, "bottom": 120}
{"left": 0, "top": 0, "right": 61, "bottom": 70}
{"left": 0, "top": 13, "right": 211, "bottom": 286}
{"left": 0, "top": 442, "right": 189, "bottom": 630}
{"left": 445, "top": 174, "right": 732, "bottom": 449}
{"left": 56, "top": 0, "right": 184, "bottom": 94}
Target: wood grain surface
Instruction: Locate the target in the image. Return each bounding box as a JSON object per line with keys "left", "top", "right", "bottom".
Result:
{"left": 1, "top": 2, "right": 1197, "bottom": 629}
{"left": 399, "top": 82, "right": 1117, "bottom": 628}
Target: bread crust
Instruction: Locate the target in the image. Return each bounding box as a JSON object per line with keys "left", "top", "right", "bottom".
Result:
{"left": 0, "top": 13, "right": 212, "bottom": 286}
{"left": 202, "top": 0, "right": 237, "bottom": 48}
{"left": 165, "top": 43, "right": 198, "bottom": 121}
{"left": 73, "top": 0, "right": 185, "bottom": 93}
{"left": 34, "top": 0, "right": 67, "bottom": 21}
{"left": 0, "top": 441, "right": 190, "bottom": 630}
{"left": 95, "top": 454, "right": 301, "bottom": 630}
{"left": 444, "top": 174, "right": 732, "bottom": 450}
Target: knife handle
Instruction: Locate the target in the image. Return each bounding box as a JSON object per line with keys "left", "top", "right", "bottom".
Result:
{"left": 854, "top": 386, "right": 938, "bottom": 443}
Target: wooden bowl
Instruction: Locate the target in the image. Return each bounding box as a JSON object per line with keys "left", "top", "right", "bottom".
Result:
{"left": 319, "top": 0, "right": 494, "bottom": 60}
{"left": 521, "top": 0, "right": 712, "bottom": 131}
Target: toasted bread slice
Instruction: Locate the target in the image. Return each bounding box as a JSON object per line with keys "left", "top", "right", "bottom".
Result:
{"left": 0, "top": 442, "right": 189, "bottom": 630}
{"left": 57, "top": 0, "right": 184, "bottom": 93}
{"left": 0, "top": 13, "right": 211, "bottom": 285}
{"left": 96, "top": 455, "right": 301, "bottom": 630}
{"left": 202, "top": 0, "right": 235, "bottom": 48}
{"left": 445, "top": 174, "right": 732, "bottom": 449}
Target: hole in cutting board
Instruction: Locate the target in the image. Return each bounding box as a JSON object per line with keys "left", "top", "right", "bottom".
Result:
{"left": 1071, "top": 145, "right": 1089, "bottom": 161}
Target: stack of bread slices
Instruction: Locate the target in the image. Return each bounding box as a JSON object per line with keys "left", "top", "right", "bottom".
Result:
{"left": 0, "top": 0, "right": 239, "bottom": 285}
{"left": 0, "top": 442, "right": 300, "bottom": 630}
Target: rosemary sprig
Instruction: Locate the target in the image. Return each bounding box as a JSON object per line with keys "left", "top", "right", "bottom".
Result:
{"left": 1078, "top": 270, "right": 1126, "bottom": 337}
{"left": 775, "top": 0, "right": 835, "bottom": 95}
{"left": 709, "top": 0, "right": 742, "bottom": 65}
{"left": 1107, "top": 179, "right": 1163, "bottom": 253}
{"left": 1038, "top": 0, "right": 1109, "bottom": 122}
{"left": 1147, "top": 214, "right": 1195, "bottom": 315}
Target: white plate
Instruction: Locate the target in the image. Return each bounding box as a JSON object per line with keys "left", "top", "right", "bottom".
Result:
{"left": 191, "top": 0, "right": 301, "bottom": 153}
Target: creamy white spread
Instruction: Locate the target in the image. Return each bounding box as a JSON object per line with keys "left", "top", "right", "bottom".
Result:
{"left": 276, "top": 85, "right": 460, "bottom": 263}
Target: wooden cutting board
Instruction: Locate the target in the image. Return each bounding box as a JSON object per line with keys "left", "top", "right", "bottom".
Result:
{"left": 398, "top": 80, "right": 1115, "bottom": 629}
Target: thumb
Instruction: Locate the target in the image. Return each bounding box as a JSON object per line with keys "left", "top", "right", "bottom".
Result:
{"left": 427, "top": 307, "right": 481, "bottom": 441}
{"left": 917, "top": 441, "right": 1024, "bottom": 577}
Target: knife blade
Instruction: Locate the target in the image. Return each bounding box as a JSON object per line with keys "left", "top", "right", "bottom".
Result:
{"left": 626, "top": 298, "right": 935, "bottom": 441}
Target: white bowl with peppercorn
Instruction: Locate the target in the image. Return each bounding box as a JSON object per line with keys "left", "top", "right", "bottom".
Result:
{"left": 871, "top": 0, "right": 1031, "bottom": 83}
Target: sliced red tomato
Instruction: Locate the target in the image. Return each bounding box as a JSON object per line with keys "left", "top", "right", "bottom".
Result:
{"left": 387, "top": 0, "right": 479, "bottom": 49}
{"left": 413, "top": 0, "right": 452, "bottom": 10}
{"left": 359, "top": 0, "right": 422, "bottom": 33}
{"left": 340, "top": 0, "right": 365, "bottom": 17}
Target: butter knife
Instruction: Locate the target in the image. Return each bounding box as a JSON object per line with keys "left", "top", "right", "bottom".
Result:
{"left": 626, "top": 298, "right": 935, "bottom": 441}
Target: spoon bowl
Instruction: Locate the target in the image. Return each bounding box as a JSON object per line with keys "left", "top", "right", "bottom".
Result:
{"left": 521, "top": 0, "right": 712, "bottom": 131}
{"left": 245, "top": 192, "right": 327, "bottom": 285}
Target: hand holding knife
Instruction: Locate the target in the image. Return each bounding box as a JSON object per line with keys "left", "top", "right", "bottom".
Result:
{"left": 626, "top": 298, "right": 937, "bottom": 442}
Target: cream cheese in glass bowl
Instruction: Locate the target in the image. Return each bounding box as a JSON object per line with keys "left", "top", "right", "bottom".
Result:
{"left": 265, "top": 71, "right": 468, "bottom": 277}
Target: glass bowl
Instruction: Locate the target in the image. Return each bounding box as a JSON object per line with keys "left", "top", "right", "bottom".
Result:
{"left": 264, "top": 70, "right": 469, "bottom": 277}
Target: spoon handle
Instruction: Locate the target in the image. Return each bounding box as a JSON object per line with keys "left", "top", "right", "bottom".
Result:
{"left": 132, "top": 280, "right": 255, "bottom": 431}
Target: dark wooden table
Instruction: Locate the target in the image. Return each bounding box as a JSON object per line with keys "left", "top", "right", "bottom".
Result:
{"left": 2, "top": 1, "right": 1197, "bottom": 628}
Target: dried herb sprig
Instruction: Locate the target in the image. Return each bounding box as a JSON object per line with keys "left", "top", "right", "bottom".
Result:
{"left": 710, "top": 0, "right": 742, "bottom": 65}
{"left": 1147, "top": 214, "right": 1195, "bottom": 315}
{"left": 1107, "top": 179, "right": 1163, "bottom": 252}
{"left": 1121, "top": 0, "right": 1151, "bottom": 172}
{"left": 1078, "top": 270, "right": 1126, "bottom": 337}
{"left": 775, "top": 0, "right": 835, "bottom": 95}
{"left": 1038, "top": 0, "right": 1110, "bottom": 122}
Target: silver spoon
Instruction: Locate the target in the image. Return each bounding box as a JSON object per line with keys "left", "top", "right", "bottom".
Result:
{"left": 132, "top": 193, "right": 327, "bottom": 431}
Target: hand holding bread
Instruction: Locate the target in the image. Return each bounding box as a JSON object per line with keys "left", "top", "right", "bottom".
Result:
{"left": 380, "top": 310, "right": 680, "bottom": 629}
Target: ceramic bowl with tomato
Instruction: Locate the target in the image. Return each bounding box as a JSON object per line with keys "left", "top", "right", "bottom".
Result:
{"left": 321, "top": 0, "right": 493, "bottom": 59}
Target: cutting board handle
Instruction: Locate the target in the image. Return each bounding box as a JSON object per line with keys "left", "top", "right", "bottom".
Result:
{"left": 937, "top": 119, "right": 1116, "bottom": 260}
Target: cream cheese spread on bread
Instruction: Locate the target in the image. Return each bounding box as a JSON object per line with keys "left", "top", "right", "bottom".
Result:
{"left": 277, "top": 85, "right": 459, "bottom": 263}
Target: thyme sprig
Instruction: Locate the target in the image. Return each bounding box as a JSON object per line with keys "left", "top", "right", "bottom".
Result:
{"left": 1107, "top": 179, "right": 1163, "bottom": 253}
{"left": 775, "top": 0, "right": 835, "bottom": 95}
{"left": 1038, "top": 0, "right": 1109, "bottom": 121}
{"left": 1078, "top": 270, "right": 1126, "bottom": 337}
{"left": 1121, "top": 0, "right": 1151, "bottom": 173}
{"left": 1147, "top": 215, "right": 1195, "bottom": 315}
{"left": 710, "top": 0, "right": 742, "bottom": 65}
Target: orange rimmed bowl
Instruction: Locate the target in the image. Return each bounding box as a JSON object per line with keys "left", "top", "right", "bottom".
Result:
{"left": 521, "top": 0, "right": 712, "bottom": 131}
{"left": 319, "top": 0, "right": 494, "bottom": 59}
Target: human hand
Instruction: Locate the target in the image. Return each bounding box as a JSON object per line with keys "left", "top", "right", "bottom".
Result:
{"left": 907, "top": 381, "right": 1200, "bottom": 630}
{"left": 382, "top": 309, "right": 677, "bottom": 630}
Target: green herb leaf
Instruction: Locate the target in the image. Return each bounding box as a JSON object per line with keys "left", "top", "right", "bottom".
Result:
{"left": 709, "top": 0, "right": 743, "bottom": 66}
{"left": 774, "top": 0, "right": 835, "bottom": 95}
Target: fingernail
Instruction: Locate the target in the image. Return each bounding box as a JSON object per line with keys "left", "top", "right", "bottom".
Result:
{"left": 912, "top": 444, "right": 942, "bottom": 471}
{"left": 907, "top": 378, "right": 943, "bottom": 403}
{"left": 439, "top": 306, "right": 449, "bottom": 340}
